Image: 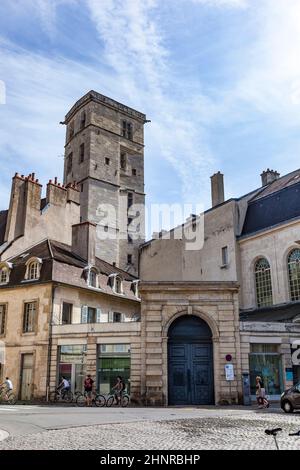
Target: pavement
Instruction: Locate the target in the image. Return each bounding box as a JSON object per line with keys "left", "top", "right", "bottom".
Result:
{"left": 0, "top": 404, "right": 299, "bottom": 450}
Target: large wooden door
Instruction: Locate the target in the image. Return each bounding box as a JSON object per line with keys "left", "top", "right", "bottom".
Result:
{"left": 20, "top": 354, "right": 33, "bottom": 400}
{"left": 168, "top": 316, "right": 214, "bottom": 405}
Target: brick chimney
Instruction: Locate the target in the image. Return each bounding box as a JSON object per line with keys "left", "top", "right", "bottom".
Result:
{"left": 72, "top": 221, "right": 96, "bottom": 265}
{"left": 261, "top": 169, "right": 280, "bottom": 187}
{"left": 210, "top": 171, "right": 225, "bottom": 208}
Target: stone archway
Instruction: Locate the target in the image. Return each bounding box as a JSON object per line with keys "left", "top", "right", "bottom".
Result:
{"left": 168, "top": 315, "right": 214, "bottom": 405}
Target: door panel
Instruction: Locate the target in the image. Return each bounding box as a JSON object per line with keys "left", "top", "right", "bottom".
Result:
{"left": 20, "top": 354, "right": 33, "bottom": 400}
{"left": 169, "top": 342, "right": 213, "bottom": 405}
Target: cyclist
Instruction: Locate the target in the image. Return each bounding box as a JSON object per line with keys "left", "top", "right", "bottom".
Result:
{"left": 84, "top": 374, "right": 94, "bottom": 407}
{"left": 112, "top": 376, "right": 126, "bottom": 405}
{"left": 57, "top": 376, "right": 70, "bottom": 396}
{"left": 0, "top": 377, "right": 13, "bottom": 401}
{"left": 256, "top": 376, "right": 269, "bottom": 409}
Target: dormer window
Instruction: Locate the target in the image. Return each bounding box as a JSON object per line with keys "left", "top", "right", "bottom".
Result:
{"left": 25, "top": 258, "right": 42, "bottom": 281}
{"left": 89, "top": 269, "right": 98, "bottom": 288}
{"left": 131, "top": 280, "right": 140, "bottom": 298}
{"left": 115, "top": 276, "right": 123, "bottom": 294}
{"left": 0, "top": 262, "right": 12, "bottom": 285}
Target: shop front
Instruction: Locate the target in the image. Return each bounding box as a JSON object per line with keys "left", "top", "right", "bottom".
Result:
{"left": 97, "top": 344, "right": 131, "bottom": 395}
{"left": 57, "top": 344, "right": 87, "bottom": 393}
{"left": 249, "top": 343, "right": 284, "bottom": 400}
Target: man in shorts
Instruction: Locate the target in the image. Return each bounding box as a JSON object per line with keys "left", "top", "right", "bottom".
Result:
{"left": 84, "top": 374, "right": 94, "bottom": 407}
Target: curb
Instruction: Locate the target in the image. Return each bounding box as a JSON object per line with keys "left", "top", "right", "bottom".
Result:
{"left": 0, "top": 429, "right": 9, "bottom": 442}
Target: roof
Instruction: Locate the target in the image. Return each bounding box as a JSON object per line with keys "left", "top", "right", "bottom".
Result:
{"left": 241, "top": 179, "right": 300, "bottom": 237}
{"left": 0, "top": 210, "right": 8, "bottom": 245}
{"left": 240, "top": 302, "right": 300, "bottom": 323}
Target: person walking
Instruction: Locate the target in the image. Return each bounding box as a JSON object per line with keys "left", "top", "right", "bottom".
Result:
{"left": 256, "top": 376, "right": 269, "bottom": 408}
{"left": 84, "top": 374, "right": 94, "bottom": 407}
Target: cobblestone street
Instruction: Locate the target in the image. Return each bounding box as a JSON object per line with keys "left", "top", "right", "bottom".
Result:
{"left": 0, "top": 406, "right": 300, "bottom": 450}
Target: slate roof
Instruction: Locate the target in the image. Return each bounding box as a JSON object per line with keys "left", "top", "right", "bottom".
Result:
{"left": 241, "top": 169, "right": 300, "bottom": 237}
{"left": 240, "top": 302, "right": 300, "bottom": 323}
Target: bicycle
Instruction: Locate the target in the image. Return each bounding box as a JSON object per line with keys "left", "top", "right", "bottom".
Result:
{"left": 76, "top": 390, "right": 106, "bottom": 407}
{"left": 106, "top": 390, "right": 130, "bottom": 407}
{"left": 49, "top": 387, "right": 73, "bottom": 403}
{"left": 0, "top": 386, "right": 17, "bottom": 405}
{"left": 265, "top": 428, "right": 300, "bottom": 450}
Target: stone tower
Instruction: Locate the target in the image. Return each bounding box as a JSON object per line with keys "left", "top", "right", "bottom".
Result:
{"left": 62, "top": 91, "right": 146, "bottom": 275}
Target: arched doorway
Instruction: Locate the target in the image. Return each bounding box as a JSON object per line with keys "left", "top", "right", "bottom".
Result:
{"left": 168, "top": 315, "right": 214, "bottom": 405}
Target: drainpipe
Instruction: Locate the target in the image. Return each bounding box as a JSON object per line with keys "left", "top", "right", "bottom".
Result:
{"left": 46, "top": 284, "right": 56, "bottom": 401}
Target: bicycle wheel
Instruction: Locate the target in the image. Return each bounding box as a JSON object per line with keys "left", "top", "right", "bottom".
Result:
{"left": 76, "top": 393, "right": 86, "bottom": 407}
{"left": 63, "top": 390, "right": 73, "bottom": 403}
{"left": 7, "top": 393, "right": 17, "bottom": 405}
{"left": 106, "top": 395, "right": 114, "bottom": 407}
{"left": 121, "top": 395, "right": 130, "bottom": 407}
{"left": 94, "top": 394, "right": 106, "bottom": 407}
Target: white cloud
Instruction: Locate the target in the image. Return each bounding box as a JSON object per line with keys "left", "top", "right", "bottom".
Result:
{"left": 190, "top": 0, "right": 248, "bottom": 7}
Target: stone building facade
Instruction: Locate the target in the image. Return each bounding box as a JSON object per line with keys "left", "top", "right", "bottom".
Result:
{"left": 62, "top": 91, "right": 146, "bottom": 276}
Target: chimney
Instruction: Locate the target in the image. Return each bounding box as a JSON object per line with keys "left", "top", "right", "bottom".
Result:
{"left": 46, "top": 178, "right": 67, "bottom": 206}
{"left": 210, "top": 171, "right": 225, "bottom": 208}
{"left": 66, "top": 182, "right": 80, "bottom": 205}
{"left": 72, "top": 222, "right": 96, "bottom": 265}
{"left": 261, "top": 169, "right": 280, "bottom": 187}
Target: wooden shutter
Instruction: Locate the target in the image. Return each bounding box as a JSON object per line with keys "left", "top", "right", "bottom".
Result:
{"left": 81, "top": 305, "right": 88, "bottom": 323}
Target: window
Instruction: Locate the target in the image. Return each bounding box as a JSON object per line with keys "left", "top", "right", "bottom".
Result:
{"left": 132, "top": 168, "right": 136, "bottom": 176}
{"left": 113, "top": 312, "right": 122, "bottom": 323}
{"left": 58, "top": 345, "right": 87, "bottom": 393}
{"left": 222, "top": 246, "right": 228, "bottom": 266}
{"left": 23, "top": 302, "right": 37, "bottom": 333}
{"left": 89, "top": 269, "right": 97, "bottom": 288}
{"left": 81, "top": 183, "right": 84, "bottom": 192}
{"left": 24, "top": 258, "right": 42, "bottom": 281}
{"left": 120, "top": 152, "right": 127, "bottom": 170}
{"left": 67, "top": 152, "right": 73, "bottom": 174}
{"left": 255, "top": 258, "right": 273, "bottom": 307}
{"left": 62, "top": 302, "right": 73, "bottom": 325}
{"left": 115, "top": 276, "right": 123, "bottom": 294}
{"left": 128, "top": 217, "right": 133, "bottom": 226}
{"left": 68, "top": 121, "right": 74, "bottom": 140}
{"left": 79, "top": 143, "right": 85, "bottom": 163}
{"left": 80, "top": 111, "right": 86, "bottom": 130}
{"left": 105, "top": 157, "right": 110, "bottom": 165}
{"left": 131, "top": 280, "right": 139, "bottom": 298}
{"left": 97, "top": 344, "right": 131, "bottom": 394}
{"left": 81, "top": 306, "right": 101, "bottom": 323}
{"left": 87, "top": 307, "right": 97, "bottom": 323}
{"left": 122, "top": 120, "right": 133, "bottom": 140}
{"left": 288, "top": 249, "right": 300, "bottom": 301}
{"left": 28, "top": 261, "right": 39, "bottom": 280}
{"left": 104, "top": 225, "right": 109, "bottom": 232}
{"left": 249, "top": 343, "right": 283, "bottom": 396}
{"left": 0, "top": 304, "right": 6, "bottom": 335}
{"left": 0, "top": 267, "right": 9, "bottom": 284}
{"left": 127, "top": 254, "right": 132, "bottom": 265}
{"left": 128, "top": 234, "right": 133, "bottom": 244}
{"left": 128, "top": 192, "right": 133, "bottom": 209}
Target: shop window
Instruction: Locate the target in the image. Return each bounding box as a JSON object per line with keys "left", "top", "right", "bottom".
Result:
{"left": 23, "top": 301, "right": 37, "bottom": 333}
{"left": 288, "top": 248, "right": 300, "bottom": 301}
{"left": 58, "top": 345, "right": 87, "bottom": 393}
{"left": 254, "top": 257, "right": 273, "bottom": 307}
{"left": 62, "top": 302, "right": 73, "bottom": 325}
{"left": 97, "top": 344, "right": 131, "bottom": 394}
{"left": 249, "top": 343, "right": 283, "bottom": 396}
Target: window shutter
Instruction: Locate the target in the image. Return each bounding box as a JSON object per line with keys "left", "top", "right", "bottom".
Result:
{"left": 96, "top": 308, "right": 101, "bottom": 323}
{"left": 108, "top": 311, "right": 114, "bottom": 322}
{"left": 121, "top": 313, "right": 126, "bottom": 322}
{"left": 81, "top": 305, "right": 88, "bottom": 323}
{"left": 100, "top": 311, "right": 109, "bottom": 323}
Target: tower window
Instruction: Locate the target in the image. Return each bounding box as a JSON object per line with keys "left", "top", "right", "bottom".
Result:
{"left": 122, "top": 120, "right": 133, "bottom": 140}
{"left": 128, "top": 217, "right": 133, "bottom": 226}
{"left": 104, "top": 225, "right": 109, "bottom": 232}
{"left": 222, "top": 246, "right": 228, "bottom": 266}
{"left": 81, "top": 183, "right": 84, "bottom": 192}
{"left": 120, "top": 152, "right": 127, "bottom": 170}
{"left": 80, "top": 111, "right": 86, "bottom": 130}
{"left": 128, "top": 234, "right": 133, "bottom": 244}
{"left": 127, "top": 254, "right": 132, "bottom": 265}
{"left": 79, "top": 143, "right": 85, "bottom": 163}
{"left": 105, "top": 157, "right": 110, "bottom": 165}
{"left": 132, "top": 168, "right": 136, "bottom": 176}
{"left": 128, "top": 192, "right": 133, "bottom": 209}
{"left": 67, "top": 152, "right": 73, "bottom": 174}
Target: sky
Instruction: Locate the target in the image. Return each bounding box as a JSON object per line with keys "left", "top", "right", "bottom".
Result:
{"left": 1, "top": 0, "right": 300, "bottom": 230}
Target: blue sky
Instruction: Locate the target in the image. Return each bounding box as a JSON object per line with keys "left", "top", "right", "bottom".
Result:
{"left": 1, "top": 0, "right": 300, "bottom": 223}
